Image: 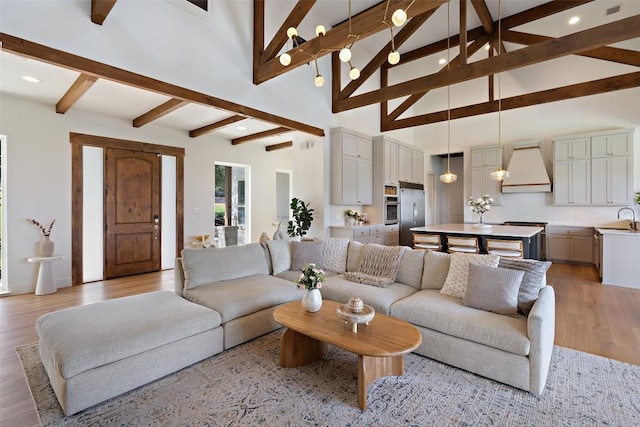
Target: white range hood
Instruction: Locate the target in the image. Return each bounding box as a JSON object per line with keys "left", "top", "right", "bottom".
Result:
{"left": 501, "top": 144, "right": 552, "bottom": 193}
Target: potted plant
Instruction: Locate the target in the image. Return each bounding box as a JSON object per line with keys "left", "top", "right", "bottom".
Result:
{"left": 287, "top": 197, "right": 314, "bottom": 238}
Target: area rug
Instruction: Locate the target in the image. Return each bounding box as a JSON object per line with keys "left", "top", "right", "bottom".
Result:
{"left": 17, "top": 330, "right": 640, "bottom": 426}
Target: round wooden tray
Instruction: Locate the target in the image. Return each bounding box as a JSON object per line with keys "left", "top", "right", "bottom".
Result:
{"left": 336, "top": 304, "right": 375, "bottom": 333}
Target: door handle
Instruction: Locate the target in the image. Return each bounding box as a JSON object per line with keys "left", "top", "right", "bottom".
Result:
{"left": 153, "top": 214, "right": 159, "bottom": 229}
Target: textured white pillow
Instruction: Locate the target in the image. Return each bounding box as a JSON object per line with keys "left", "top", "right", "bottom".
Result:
{"left": 266, "top": 240, "right": 291, "bottom": 275}
{"left": 322, "top": 238, "right": 350, "bottom": 273}
{"left": 440, "top": 253, "right": 500, "bottom": 299}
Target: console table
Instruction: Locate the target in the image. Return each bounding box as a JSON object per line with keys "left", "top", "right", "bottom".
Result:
{"left": 27, "top": 255, "right": 64, "bottom": 295}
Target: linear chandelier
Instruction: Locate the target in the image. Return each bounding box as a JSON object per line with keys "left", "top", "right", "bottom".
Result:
{"left": 278, "top": 0, "right": 416, "bottom": 87}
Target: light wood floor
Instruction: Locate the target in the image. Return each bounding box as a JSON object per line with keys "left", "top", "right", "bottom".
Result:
{"left": 1, "top": 264, "right": 639, "bottom": 426}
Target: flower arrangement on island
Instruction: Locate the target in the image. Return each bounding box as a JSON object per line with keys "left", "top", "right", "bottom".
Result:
{"left": 27, "top": 218, "right": 56, "bottom": 237}
{"left": 296, "top": 263, "right": 326, "bottom": 291}
{"left": 468, "top": 195, "right": 493, "bottom": 224}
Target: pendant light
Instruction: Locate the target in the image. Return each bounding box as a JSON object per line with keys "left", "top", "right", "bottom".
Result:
{"left": 440, "top": 2, "right": 457, "bottom": 184}
{"left": 490, "top": 0, "right": 509, "bottom": 181}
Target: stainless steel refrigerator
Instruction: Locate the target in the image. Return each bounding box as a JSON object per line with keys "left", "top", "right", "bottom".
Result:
{"left": 399, "top": 183, "right": 426, "bottom": 247}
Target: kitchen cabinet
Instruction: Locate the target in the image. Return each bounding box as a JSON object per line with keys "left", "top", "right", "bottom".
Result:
{"left": 384, "top": 140, "right": 399, "bottom": 186}
{"left": 383, "top": 224, "right": 399, "bottom": 246}
{"left": 546, "top": 226, "right": 594, "bottom": 264}
{"left": 470, "top": 145, "right": 503, "bottom": 206}
{"left": 398, "top": 144, "right": 424, "bottom": 184}
{"left": 331, "top": 128, "right": 373, "bottom": 205}
{"left": 553, "top": 138, "right": 591, "bottom": 205}
{"left": 598, "top": 228, "right": 640, "bottom": 289}
{"left": 553, "top": 130, "right": 634, "bottom": 206}
{"left": 329, "top": 224, "right": 392, "bottom": 245}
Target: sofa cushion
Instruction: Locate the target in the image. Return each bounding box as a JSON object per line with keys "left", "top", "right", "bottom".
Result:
{"left": 182, "top": 244, "right": 269, "bottom": 290}
{"left": 290, "top": 240, "right": 324, "bottom": 271}
{"left": 321, "top": 275, "right": 418, "bottom": 315}
{"left": 440, "top": 253, "right": 500, "bottom": 299}
{"left": 390, "top": 290, "right": 530, "bottom": 356}
{"left": 346, "top": 241, "right": 364, "bottom": 272}
{"left": 266, "top": 240, "right": 291, "bottom": 275}
{"left": 463, "top": 263, "right": 524, "bottom": 315}
{"left": 183, "top": 275, "right": 300, "bottom": 323}
{"left": 421, "top": 250, "right": 451, "bottom": 290}
{"left": 322, "top": 238, "right": 350, "bottom": 273}
{"left": 498, "top": 258, "right": 552, "bottom": 316}
{"left": 395, "top": 249, "right": 425, "bottom": 290}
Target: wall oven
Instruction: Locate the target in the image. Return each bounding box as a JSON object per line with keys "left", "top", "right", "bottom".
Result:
{"left": 384, "top": 196, "right": 399, "bottom": 225}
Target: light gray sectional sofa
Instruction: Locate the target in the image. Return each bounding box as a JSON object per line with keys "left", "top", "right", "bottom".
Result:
{"left": 175, "top": 238, "right": 556, "bottom": 395}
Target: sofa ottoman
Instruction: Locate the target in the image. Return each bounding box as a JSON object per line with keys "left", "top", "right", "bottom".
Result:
{"left": 35, "top": 290, "right": 224, "bottom": 416}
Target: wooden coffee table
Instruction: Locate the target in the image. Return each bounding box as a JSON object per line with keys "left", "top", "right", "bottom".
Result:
{"left": 273, "top": 300, "right": 422, "bottom": 410}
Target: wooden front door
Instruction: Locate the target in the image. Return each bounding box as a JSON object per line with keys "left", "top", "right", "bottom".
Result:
{"left": 104, "top": 148, "right": 161, "bottom": 279}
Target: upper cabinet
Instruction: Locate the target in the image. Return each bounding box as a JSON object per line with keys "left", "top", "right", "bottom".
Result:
{"left": 383, "top": 139, "right": 399, "bottom": 186}
{"left": 470, "top": 145, "right": 503, "bottom": 206}
{"left": 398, "top": 144, "right": 424, "bottom": 184}
{"left": 553, "top": 130, "right": 634, "bottom": 206}
{"left": 331, "top": 128, "right": 373, "bottom": 206}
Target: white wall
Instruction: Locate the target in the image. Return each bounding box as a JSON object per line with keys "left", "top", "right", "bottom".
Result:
{"left": 0, "top": 94, "right": 294, "bottom": 294}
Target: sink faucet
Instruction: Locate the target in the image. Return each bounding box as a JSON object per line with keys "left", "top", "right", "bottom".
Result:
{"left": 617, "top": 207, "right": 636, "bottom": 230}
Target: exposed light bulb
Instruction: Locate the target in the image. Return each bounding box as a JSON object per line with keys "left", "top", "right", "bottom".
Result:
{"left": 315, "top": 25, "right": 326, "bottom": 36}
{"left": 440, "top": 171, "right": 458, "bottom": 183}
{"left": 391, "top": 9, "right": 407, "bottom": 27}
{"left": 387, "top": 50, "right": 400, "bottom": 65}
{"left": 286, "top": 27, "right": 298, "bottom": 39}
{"left": 314, "top": 75, "right": 325, "bottom": 87}
{"left": 490, "top": 169, "right": 509, "bottom": 181}
{"left": 349, "top": 66, "right": 360, "bottom": 80}
{"left": 339, "top": 47, "right": 352, "bottom": 63}
{"left": 279, "top": 53, "right": 291, "bottom": 66}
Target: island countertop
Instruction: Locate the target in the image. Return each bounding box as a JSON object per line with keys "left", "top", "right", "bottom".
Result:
{"left": 410, "top": 223, "right": 544, "bottom": 238}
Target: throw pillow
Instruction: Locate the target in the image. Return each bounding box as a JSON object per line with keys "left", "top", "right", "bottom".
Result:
{"left": 346, "top": 240, "right": 365, "bottom": 272}
{"left": 322, "top": 238, "right": 350, "bottom": 273}
{"left": 498, "top": 258, "right": 552, "bottom": 316}
{"left": 290, "top": 241, "right": 325, "bottom": 271}
{"left": 344, "top": 243, "right": 406, "bottom": 288}
{"left": 421, "top": 250, "right": 451, "bottom": 290}
{"left": 440, "top": 253, "right": 500, "bottom": 299}
{"left": 395, "top": 249, "right": 425, "bottom": 290}
{"left": 463, "top": 263, "right": 525, "bottom": 315}
{"left": 266, "top": 240, "right": 291, "bottom": 275}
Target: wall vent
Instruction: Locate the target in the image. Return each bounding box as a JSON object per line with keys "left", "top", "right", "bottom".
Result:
{"left": 606, "top": 5, "right": 621, "bottom": 16}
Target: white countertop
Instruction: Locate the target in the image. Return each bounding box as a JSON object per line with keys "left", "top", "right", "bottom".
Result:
{"left": 596, "top": 228, "right": 640, "bottom": 236}
{"left": 411, "top": 223, "right": 544, "bottom": 238}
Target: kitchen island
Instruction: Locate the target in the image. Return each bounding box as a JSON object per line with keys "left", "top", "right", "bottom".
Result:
{"left": 410, "top": 223, "right": 544, "bottom": 259}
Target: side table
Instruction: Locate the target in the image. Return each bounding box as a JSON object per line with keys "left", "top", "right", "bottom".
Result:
{"left": 27, "top": 255, "right": 64, "bottom": 295}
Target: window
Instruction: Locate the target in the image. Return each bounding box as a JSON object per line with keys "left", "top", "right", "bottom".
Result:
{"left": 214, "top": 163, "right": 249, "bottom": 246}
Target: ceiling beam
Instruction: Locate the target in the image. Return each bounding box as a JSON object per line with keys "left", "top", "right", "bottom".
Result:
{"left": 133, "top": 98, "right": 189, "bottom": 128}
{"left": 502, "top": 30, "right": 640, "bottom": 67}
{"left": 266, "top": 141, "right": 293, "bottom": 152}
{"left": 384, "top": 35, "right": 487, "bottom": 122}
{"left": 0, "top": 33, "right": 324, "bottom": 137}
{"left": 91, "top": 0, "right": 117, "bottom": 25}
{"left": 254, "top": 0, "right": 449, "bottom": 84}
{"left": 336, "top": 13, "right": 640, "bottom": 112}
{"left": 382, "top": 71, "right": 640, "bottom": 131}
{"left": 55, "top": 74, "right": 98, "bottom": 114}
{"left": 231, "top": 127, "right": 292, "bottom": 145}
{"left": 189, "top": 115, "right": 246, "bottom": 138}
{"left": 500, "top": 0, "right": 594, "bottom": 31}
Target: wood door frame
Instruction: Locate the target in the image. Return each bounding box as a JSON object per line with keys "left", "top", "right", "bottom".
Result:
{"left": 70, "top": 133, "right": 185, "bottom": 286}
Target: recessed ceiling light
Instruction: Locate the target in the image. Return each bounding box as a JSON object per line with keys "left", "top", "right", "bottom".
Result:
{"left": 22, "top": 75, "right": 40, "bottom": 83}
{"left": 484, "top": 43, "right": 491, "bottom": 50}
{"left": 568, "top": 16, "right": 580, "bottom": 25}
{"left": 237, "top": 126, "right": 246, "bottom": 131}
{"left": 438, "top": 58, "right": 447, "bottom": 65}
